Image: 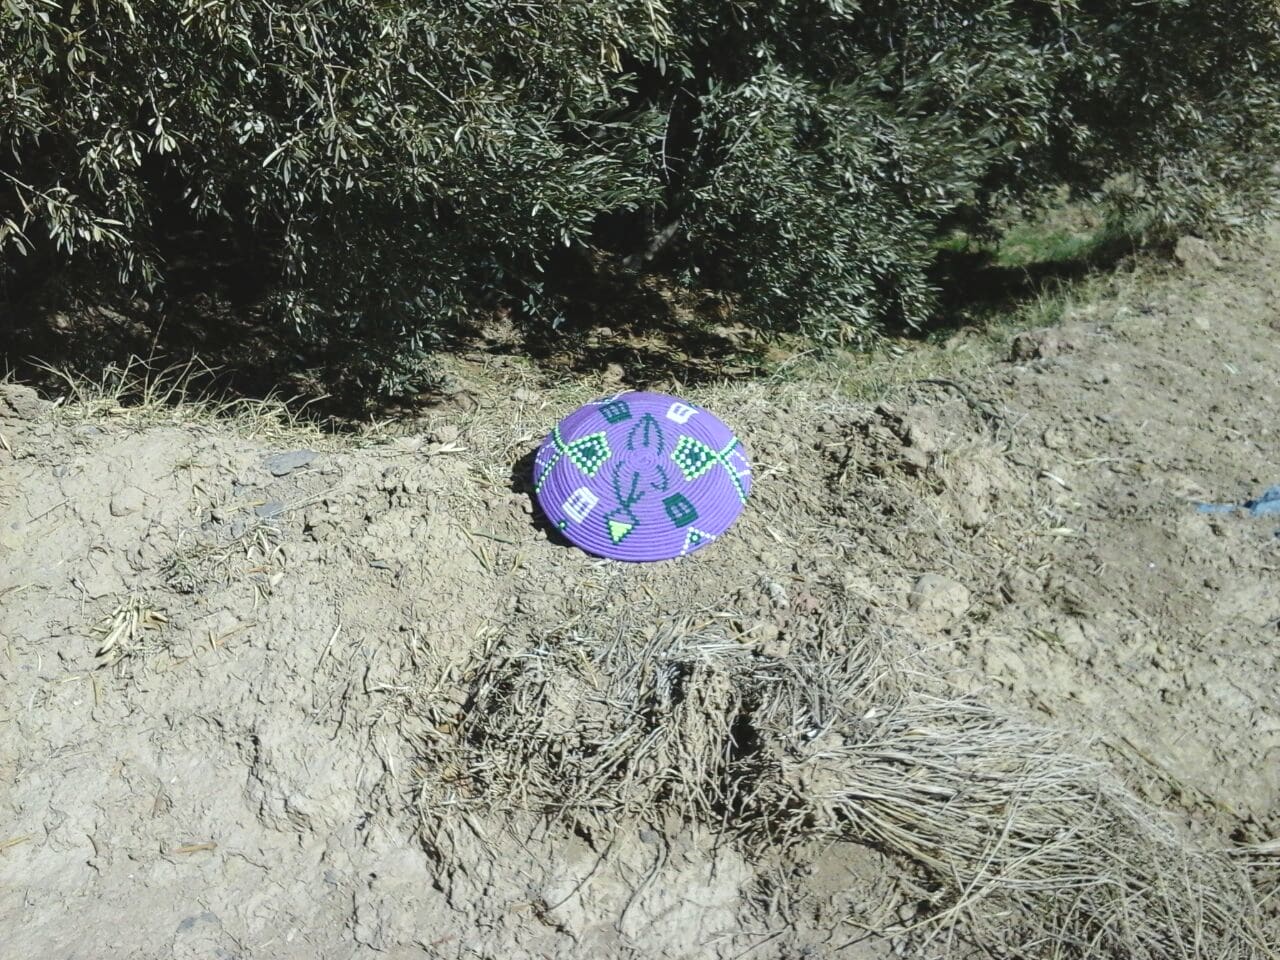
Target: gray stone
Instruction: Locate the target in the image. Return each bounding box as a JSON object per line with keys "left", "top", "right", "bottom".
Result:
{"left": 429, "top": 424, "right": 460, "bottom": 445}
{"left": 765, "top": 580, "right": 789, "bottom": 610}
{"left": 254, "top": 499, "right": 286, "bottom": 519}
{"left": 1010, "top": 327, "right": 1076, "bottom": 361}
{"left": 1173, "top": 235, "right": 1223, "bottom": 273}
{"left": 758, "top": 638, "right": 792, "bottom": 660}
{"left": 0, "top": 383, "right": 52, "bottom": 421}
{"left": 1009, "top": 331, "right": 1043, "bottom": 360}
{"left": 109, "top": 487, "right": 145, "bottom": 517}
{"left": 177, "top": 911, "right": 220, "bottom": 933}
{"left": 263, "top": 449, "right": 318, "bottom": 476}
{"left": 908, "top": 574, "right": 971, "bottom": 622}
{"left": 753, "top": 620, "right": 782, "bottom": 646}
{"left": 899, "top": 446, "right": 931, "bottom": 474}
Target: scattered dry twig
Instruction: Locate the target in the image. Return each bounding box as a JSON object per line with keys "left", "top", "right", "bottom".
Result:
{"left": 92, "top": 593, "right": 168, "bottom": 666}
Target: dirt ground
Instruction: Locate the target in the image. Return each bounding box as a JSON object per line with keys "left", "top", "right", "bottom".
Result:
{"left": 2, "top": 225, "right": 1278, "bottom": 958}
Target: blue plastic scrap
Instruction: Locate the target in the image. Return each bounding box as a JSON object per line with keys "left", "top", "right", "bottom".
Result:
{"left": 1196, "top": 485, "right": 1280, "bottom": 536}
{"left": 1196, "top": 484, "right": 1280, "bottom": 516}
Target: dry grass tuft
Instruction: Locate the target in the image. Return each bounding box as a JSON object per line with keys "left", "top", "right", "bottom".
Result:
{"left": 92, "top": 593, "right": 168, "bottom": 666}
{"left": 414, "top": 609, "right": 1270, "bottom": 959}
{"left": 163, "top": 519, "right": 285, "bottom": 597}
{"left": 35, "top": 354, "right": 331, "bottom": 442}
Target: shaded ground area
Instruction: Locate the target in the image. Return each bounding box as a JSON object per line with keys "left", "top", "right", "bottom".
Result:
{"left": 1, "top": 224, "right": 1277, "bottom": 957}
{"left": 1, "top": 202, "right": 1143, "bottom": 424}
{"left": 0, "top": 256, "right": 766, "bottom": 421}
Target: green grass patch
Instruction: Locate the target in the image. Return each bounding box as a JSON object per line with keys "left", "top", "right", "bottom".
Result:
{"left": 995, "top": 219, "right": 1136, "bottom": 269}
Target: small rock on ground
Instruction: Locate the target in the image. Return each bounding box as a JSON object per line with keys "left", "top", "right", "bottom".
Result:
{"left": 1009, "top": 327, "right": 1077, "bottom": 361}
{"left": 1174, "top": 235, "right": 1223, "bottom": 274}
{"left": 0, "top": 383, "right": 52, "bottom": 421}
{"left": 263, "top": 449, "right": 317, "bottom": 476}
{"left": 429, "top": 424, "right": 460, "bottom": 445}
{"left": 109, "top": 487, "right": 145, "bottom": 517}
{"left": 908, "top": 574, "right": 971, "bottom": 624}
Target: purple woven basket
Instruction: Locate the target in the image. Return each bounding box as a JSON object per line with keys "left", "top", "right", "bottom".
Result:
{"left": 532, "top": 391, "right": 751, "bottom": 561}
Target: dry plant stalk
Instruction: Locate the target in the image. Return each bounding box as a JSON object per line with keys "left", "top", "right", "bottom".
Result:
{"left": 92, "top": 594, "right": 168, "bottom": 665}
{"left": 37, "top": 353, "right": 327, "bottom": 440}
{"left": 414, "top": 611, "right": 1270, "bottom": 959}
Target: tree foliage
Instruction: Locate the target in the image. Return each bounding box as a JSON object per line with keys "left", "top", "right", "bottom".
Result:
{"left": 3, "top": 1, "right": 1279, "bottom": 380}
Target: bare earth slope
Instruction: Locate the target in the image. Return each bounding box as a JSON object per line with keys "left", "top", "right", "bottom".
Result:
{"left": 1, "top": 226, "right": 1277, "bottom": 957}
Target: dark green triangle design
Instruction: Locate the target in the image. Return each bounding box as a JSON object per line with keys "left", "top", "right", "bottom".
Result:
{"left": 682, "top": 526, "right": 715, "bottom": 555}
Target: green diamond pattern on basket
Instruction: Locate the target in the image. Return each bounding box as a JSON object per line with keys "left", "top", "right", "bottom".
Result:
{"left": 671, "top": 435, "right": 716, "bottom": 481}
{"left": 670, "top": 435, "right": 750, "bottom": 504}
{"left": 565, "top": 431, "right": 610, "bottom": 476}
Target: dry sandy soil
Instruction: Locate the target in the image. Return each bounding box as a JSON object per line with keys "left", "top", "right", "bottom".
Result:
{"left": 2, "top": 227, "right": 1279, "bottom": 958}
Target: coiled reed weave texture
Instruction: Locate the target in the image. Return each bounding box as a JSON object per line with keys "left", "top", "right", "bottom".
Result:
{"left": 533, "top": 392, "right": 751, "bottom": 561}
